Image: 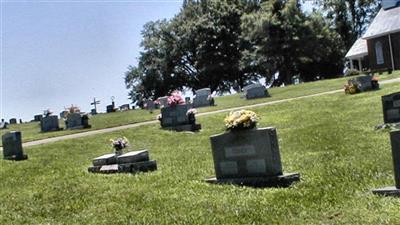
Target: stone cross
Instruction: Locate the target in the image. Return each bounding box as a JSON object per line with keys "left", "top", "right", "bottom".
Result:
{"left": 91, "top": 98, "right": 101, "bottom": 112}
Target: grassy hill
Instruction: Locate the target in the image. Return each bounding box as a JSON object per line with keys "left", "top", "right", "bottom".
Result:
{"left": 1, "top": 79, "right": 400, "bottom": 224}
{"left": 2, "top": 71, "right": 400, "bottom": 144}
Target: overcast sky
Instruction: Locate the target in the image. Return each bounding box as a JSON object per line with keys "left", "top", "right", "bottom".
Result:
{"left": 1, "top": 0, "right": 181, "bottom": 121}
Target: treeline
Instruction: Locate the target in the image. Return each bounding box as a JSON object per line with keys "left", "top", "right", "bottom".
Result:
{"left": 125, "top": 0, "right": 380, "bottom": 104}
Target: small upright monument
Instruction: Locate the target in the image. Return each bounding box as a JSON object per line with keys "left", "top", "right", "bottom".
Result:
{"left": 382, "top": 92, "right": 400, "bottom": 124}
{"left": 193, "top": 88, "right": 214, "bottom": 108}
{"left": 2, "top": 131, "right": 27, "bottom": 161}
{"left": 90, "top": 97, "right": 100, "bottom": 115}
{"left": 40, "top": 110, "right": 61, "bottom": 132}
{"left": 106, "top": 96, "right": 116, "bottom": 113}
{"left": 159, "top": 91, "right": 201, "bottom": 132}
{"left": 373, "top": 130, "right": 400, "bottom": 196}
{"left": 206, "top": 110, "right": 299, "bottom": 187}
{"left": 242, "top": 83, "right": 269, "bottom": 100}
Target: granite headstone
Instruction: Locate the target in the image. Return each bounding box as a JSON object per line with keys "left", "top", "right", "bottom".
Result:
{"left": 382, "top": 92, "right": 400, "bottom": 124}
{"left": 2, "top": 131, "right": 27, "bottom": 160}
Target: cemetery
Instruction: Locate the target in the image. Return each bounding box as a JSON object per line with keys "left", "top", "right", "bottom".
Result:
{"left": 1, "top": 74, "right": 400, "bottom": 224}
{"left": 3, "top": 1, "right": 400, "bottom": 223}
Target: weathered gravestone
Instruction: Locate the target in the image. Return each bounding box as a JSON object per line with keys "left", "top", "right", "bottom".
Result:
{"left": 160, "top": 104, "right": 201, "bottom": 131}
{"left": 157, "top": 96, "right": 168, "bottom": 108}
{"left": 119, "top": 104, "right": 130, "bottom": 111}
{"left": 9, "top": 118, "right": 17, "bottom": 124}
{"left": 193, "top": 88, "right": 214, "bottom": 108}
{"left": 373, "top": 130, "right": 400, "bottom": 196}
{"left": 88, "top": 150, "right": 157, "bottom": 174}
{"left": 206, "top": 127, "right": 299, "bottom": 187}
{"left": 40, "top": 115, "right": 61, "bottom": 132}
{"left": 347, "top": 75, "right": 379, "bottom": 92}
{"left": 34, "top": 114, "right": 43, "bottom": 122}
{"left": 2, "top": 131, "right": 27, "bottom": 161}
{"left": 243, "top": 84, "right": 269, "bottom": 100}
{"left": 382, "top": 92, "right": 400, "bottom": 124}
{"left": 145, "top": 100, "right": 155, "bottom": 113}
{"left": 91, "top": 109, "right": 97, "bottom": 115}
{"left": 106, "top": 105, "right": 116, "bottom": 113}
{"left": 65, "top": 113, "right": 91, "bottom": 130}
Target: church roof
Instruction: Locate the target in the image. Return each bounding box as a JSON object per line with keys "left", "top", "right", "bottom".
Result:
{"left": 363, "top": 6, "right": 400, "bottom": 39}
{"left": 345, "top": 38, "right": 368, "bottom": 59}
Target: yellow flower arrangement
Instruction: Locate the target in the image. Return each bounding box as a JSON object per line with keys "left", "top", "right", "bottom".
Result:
{"left": 224, "top": 110, "right": 258, "bottom": 130}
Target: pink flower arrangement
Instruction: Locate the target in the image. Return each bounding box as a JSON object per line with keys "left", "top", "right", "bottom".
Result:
{"left": 167, "top": 91, "right": 185, "bottom": 107}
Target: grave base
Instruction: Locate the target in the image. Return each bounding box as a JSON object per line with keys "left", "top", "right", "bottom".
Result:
{"left": 205, "top": 173, "right": 300, "bottom": 188}
{"left": 67, "top": 125, "right": 92, "bottom": 130}
{"left": 88, "top": 160, "right": 157, "bottom": 174}
{"left": 162, "top": 124, "right": 201, "bottom": 132}
{"left": 41, "top": 128, "right": 63, "bottom": 133}
{"left": 372, "top": 186, "right": 400, "bottom": 197}
{"left": 4, "top": 154, "right": 28, "bottom": 161}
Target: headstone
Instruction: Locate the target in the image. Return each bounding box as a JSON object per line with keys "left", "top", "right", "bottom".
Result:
{"left": 65, "top": 113, "right": 91, "bottom": 130}
{"left": 243, "top": 84, "right": 268, "bottom": 100}
{"left": 2, "top": 131, "right": 27, "bottom": 160}
{"left": 119, "top": 104, "right": 130, "bottom": 111}
{"left": 347, "top": 75, "right": 378, "bottom": 92}
{"left": 9, "top": 118, "right": 17, "bottom": 124}
{"left": 206, "top": 127, "right": 299, "bottom": 187}
{"left": 91, "top": 109, "right": 97, "bottom": 115}
{"left": 382, "top": 92, "right": 400, "bottom": 124}
{"left": 373, "top": 130, "right": 400, "bottom": 196}
{"left": 157, "top": 96, "right": 168, "bottom": 108}
{"left": 19, "top": 119, "right": 23, "bottom": 124}
{"left": 88, "top": 150, "right": 156, "bottom": 174}
{"left": 145, "top": 100, "right": 155, "bottom": 112}
{"left": 40, "top": 115, "right": 61, "bottom": 132}
{"left": 161, "top": 104, "right": 189, "bottom": 127}
{"left": 106, "top": 105, "right": 115, "bottom": 113}
{"left": 193, "top": 88, "right": 213, "bottom": 108}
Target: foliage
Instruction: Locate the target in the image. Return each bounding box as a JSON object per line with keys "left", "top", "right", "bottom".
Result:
{"left": 224, "top": 110, "right": 258, "bottom": 130}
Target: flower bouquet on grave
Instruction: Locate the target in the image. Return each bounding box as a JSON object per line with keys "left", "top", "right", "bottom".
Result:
{"left": 344, "top": 83, "right": 358, "bottom": 94}
{"left": 186, "top": 108, "right": 197, "bottom": 124}
{"left": 110, "top": 137, "right": 129, "bottom": 155}
{"left": 224, "top": 110, "right": 259, "bottom": 131}
{"left": 167, "top": 91, "right": 185, "bottom": 107}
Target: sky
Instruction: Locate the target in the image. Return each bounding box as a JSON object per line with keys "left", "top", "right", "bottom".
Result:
{"left": 1, "top": 0, "right": 182, "bottom": 121}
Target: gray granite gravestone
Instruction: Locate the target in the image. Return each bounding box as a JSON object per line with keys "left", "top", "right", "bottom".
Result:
{"left": 9, "top": 118, "right": 17, "bottom": 124}
{"left": 243, "top": 84, "right": 268, "bottom": 100}
{"left": 157, "top": 96, "right": 168, "bottom": 108}
{"left": 88, "top": 150, "right": 156, "bottom": 174}
{"left": 160, "top": 104, "right": 201, "bottom": 131}
{"left": 193, "top": 88, "right": 213, "bottom": 108}
{"left": 373, "top": 130, "right": 400, "bottom": 196}
{"left": 65, "top": 113, "right": 91, "bottom": 130}
{"left": 145, "top": 100, "right": 155, "bottom": 112}
{"left": 2, "top": 131, "right": 27, "bottom": 160}
{"left": 206, "top": 127, "right": 299, "bottom": 187}
{"left": 119, "top": 104, "right": 130, "bottom": 111}
{"left": 106, "top": 105, "right": 115, "bottom": 113}
{"left": 347, "top": 75, "right": 379, "bottom": 92}
{"left": 34, "top": 114, "right": 43, "bottom": 122}
{"left": 91, "top": 109, "right": 97, "bottom": 115}
{"left": 382, "top": 92, "right": 400, "bottom": 124}
{"left": 40, "top": 115, "right": 61, "bottom": 132}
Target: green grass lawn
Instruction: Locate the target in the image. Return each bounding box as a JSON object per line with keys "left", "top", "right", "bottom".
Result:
{"left": 2, "top": 70, "right": 399, "bottom": 144}
{"left": 1, "top": 82, "right": 400, "bottom": 224}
